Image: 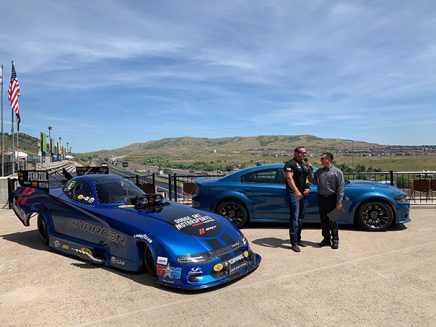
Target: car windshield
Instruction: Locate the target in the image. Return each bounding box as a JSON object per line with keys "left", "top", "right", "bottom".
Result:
{"left": 94, "top": 178, "right": 144, "bottom": 204}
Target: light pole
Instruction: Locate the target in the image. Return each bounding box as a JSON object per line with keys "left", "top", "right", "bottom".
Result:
{"left": 67, "top": 142, "right": 69, "bottom": 155}
{"left": 48, "top": 125, "right": 52, "bottom": 163}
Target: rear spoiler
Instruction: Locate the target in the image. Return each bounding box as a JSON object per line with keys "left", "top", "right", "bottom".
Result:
{"left": 17, "top": 170, "right": 49, "bottom": 192}
{"left": 76, "top": 166, "right": 109, "bottom": 176}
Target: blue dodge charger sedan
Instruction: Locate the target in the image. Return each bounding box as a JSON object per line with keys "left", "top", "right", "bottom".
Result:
{"left": 192, "top": 164, "right": 411, "bottom": 231}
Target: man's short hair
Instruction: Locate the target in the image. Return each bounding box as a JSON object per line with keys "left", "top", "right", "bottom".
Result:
{"left": 294, "top": 146, "right": 305, "bottom": 153}
{"left": 323, "top": 152, "right": 334, "bottom": 161}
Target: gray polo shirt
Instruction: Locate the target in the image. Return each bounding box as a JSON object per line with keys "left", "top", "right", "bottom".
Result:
{"left": 311, "top": 166, "right": 345, "bottom": 204}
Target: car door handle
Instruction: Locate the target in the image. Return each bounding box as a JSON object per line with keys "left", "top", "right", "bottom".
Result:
{"left": 242, "top": 189, "right": 251, "bottom": 192}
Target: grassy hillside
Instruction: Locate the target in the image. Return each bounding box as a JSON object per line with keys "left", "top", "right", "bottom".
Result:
{"left": 77, "top": 135, "right": 436, "bottom": 171}
{"left": 0, "top": 132, "right": 40, "bottom": 154}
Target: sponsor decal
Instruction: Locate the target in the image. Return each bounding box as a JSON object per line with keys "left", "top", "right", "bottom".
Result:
{"left": 68, "top": 219, "right": 127, "bottom": 245}
{"left": 228, "top": 253, "right": 244, "bottom": 265}
{"left": 229, "top": 261, "right": 248, "bottom": 274}
{"left": 188, "top": 267, "right": 203, "bottom": 275}
{"left": 213, "top": 263, "right": 223, "bottom": 272}
{"left": 17, "top": 171, "right": 49, "bottom": 190}
{"left": 174, "top": 213, "right": 215, "bottom": 231}
{"left": 61, "top": 244, "right": 69, "bottom": 250}
{"left": 243, "top": 250, "right": 249, "bottom": 258}
{"left": 199, "top": 225, "right": 217, "bottom": 235}
{"left": 157, "top": 263, "right": 181, "bottom": 279}
{"left": 88, "top": 197, "right": 95, "bottom": 204}
{"left": 54, "top": 240, "right": 61, "bottom": 248}
{"left": 157, "top": 256, "right": 168, "bottom": 265}
{"left": 77, "top": 194, "right": 84, "bottom": 200}
{"left": 111, "top": 256, "right": 126, "bottom": 266}
{"left": 133, "top": 234, "right": 153, "bottom": 244}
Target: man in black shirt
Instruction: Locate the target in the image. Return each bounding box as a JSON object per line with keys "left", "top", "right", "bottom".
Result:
{"left": 284, "top": 147, "right": 311, "bottom": 252}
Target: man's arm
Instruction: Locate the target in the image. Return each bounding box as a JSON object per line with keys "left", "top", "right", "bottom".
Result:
{"left": 336, "top": 170, "right": 345, "bottom": 208}
{"left": 285, "top": 171, "right": 302, "bottom": 199}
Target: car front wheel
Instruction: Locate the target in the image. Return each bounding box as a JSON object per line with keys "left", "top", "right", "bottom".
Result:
{"left": 357, "top": 201, "right": 394, "bottom": 231}
{"left": 144, "top": 247, "right": 156, "bottom": 277}
{"left": 216, "top": 200, "right": 249, "bottom": 228}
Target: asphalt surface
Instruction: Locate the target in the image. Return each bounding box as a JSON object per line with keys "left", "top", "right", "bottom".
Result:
{"left": 0, "top": 207, "right": 435, "bottom": 327}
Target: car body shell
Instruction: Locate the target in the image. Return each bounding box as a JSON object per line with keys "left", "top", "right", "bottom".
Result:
{"left": 12, "top": 174, "right": 260, "bottom": 290}
{"left": 192, "top": 164, "right": 411, "bottom": 228}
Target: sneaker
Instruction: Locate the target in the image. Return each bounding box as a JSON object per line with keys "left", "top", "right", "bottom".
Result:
{"left": 291, "top": 244, "right": 301, "bottom": 252}
{"left": 331, "top": 243, "right": 339, "bottom": 249}
{"left": 298, "top": 241, "right": 307, "bottom": 247}
{"left": 319, "top": 240, "right": 331, "bottom": 247}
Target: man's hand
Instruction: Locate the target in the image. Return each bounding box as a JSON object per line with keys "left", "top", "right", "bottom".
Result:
{"left": 296, "top": 191, "right": 303, "bottom": 199}
{"left": 303, "top": 188, "right": 310, "bottom": 196}
{"left": 336, "top": 203, "right": 343, "bottom": 210}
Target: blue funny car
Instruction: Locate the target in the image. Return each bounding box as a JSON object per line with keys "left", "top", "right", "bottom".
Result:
{"left": 12, "top": 169, "right": 260, "bottom": 290}
{"left": 192, "top": 164, "right": 411, "bottom": 231}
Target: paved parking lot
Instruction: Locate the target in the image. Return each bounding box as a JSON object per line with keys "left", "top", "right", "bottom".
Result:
{"left": 1, "top": 207, "right": 435, "bottom": 327}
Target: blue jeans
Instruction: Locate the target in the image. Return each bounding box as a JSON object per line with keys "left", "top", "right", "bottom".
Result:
{"left": 287, "top": 192, "right": 306, "bottom": 245}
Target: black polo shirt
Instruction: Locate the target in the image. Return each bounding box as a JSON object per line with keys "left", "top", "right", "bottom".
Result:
{"left": 284, "top": 159, "right": 309, "bottom": 193}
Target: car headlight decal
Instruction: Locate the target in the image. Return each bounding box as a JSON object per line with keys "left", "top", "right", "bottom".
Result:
{"left": 177, "top": 251, "right": 213, "bottom": 264}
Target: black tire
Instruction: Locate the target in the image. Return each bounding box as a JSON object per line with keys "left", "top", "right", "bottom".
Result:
{"left": 37, "top": 214, "right": 49, "bottom": 245}
{"left": 216, "top": 199, "right": 249, "bottom": 228}
{"left": 144, "top": 247, "right": 156, "bottom": 277}
{"left": 356, "top": 200, "right": 394, "bottom": 231}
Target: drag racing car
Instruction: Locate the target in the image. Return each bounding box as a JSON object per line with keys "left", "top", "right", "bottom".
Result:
{"left": 11, "top": 169, "right": 261, "bottom": 290}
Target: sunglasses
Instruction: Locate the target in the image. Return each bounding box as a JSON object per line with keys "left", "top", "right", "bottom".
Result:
{"left": 298, "top": 151, "right": 307, "bottom": 155}
{"left": 320, "top": 157, "right": 328, "bottom": 160}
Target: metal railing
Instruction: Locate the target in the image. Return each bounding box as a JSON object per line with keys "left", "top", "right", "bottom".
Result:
{"left": 344, "top": 171, "right": 436, "bottom": 205}
{"left": 167, "top": 173, "right": 224, "bottom": 204}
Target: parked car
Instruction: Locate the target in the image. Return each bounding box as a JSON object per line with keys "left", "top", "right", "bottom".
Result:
{"left": 12, "top": 170, "right": 260, "bottom": 290}
{"left": 192, "top": 164, "right": 411, "bottom": 231}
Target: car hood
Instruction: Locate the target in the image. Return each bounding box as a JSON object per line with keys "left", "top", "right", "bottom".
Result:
{"left": 96, "top": 201, "right": 243, "bottom": 255}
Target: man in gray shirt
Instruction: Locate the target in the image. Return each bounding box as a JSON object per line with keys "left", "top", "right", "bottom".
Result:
{"left": 310, "top": 152, "right": 345, "bottom": 249}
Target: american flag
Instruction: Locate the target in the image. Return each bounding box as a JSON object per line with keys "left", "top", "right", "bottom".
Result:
{"left": 8, "top": 63, "right": 21, "bottom": 130}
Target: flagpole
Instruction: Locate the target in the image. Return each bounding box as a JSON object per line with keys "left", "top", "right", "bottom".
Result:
{"left": 1, "top": 64, "right": 4, "bottom": 176}
{"left": 11, "top": 61, "right": 14, "bottom": 174}
{"left": 16, "top": 121, "right": 19, "bottom": 170}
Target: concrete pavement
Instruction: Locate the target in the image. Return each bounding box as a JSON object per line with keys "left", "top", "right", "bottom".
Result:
{"left": 0, "top": 208, "right": 435, "bottom": 327}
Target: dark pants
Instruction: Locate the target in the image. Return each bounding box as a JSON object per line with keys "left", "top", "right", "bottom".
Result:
{"left": 287, "top": 192, "right": 306, "bottom": 245}
{"left": 318, "top": 194, "right": 339, "bottom": 244}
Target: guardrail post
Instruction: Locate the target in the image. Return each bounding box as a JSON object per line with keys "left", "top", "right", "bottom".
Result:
{"left": 389, "top": 170, "right": 394, "bottom": 186}
{"left": 152, "top": 173, "right": 155, "bottom": 189}
{"left": 173, "top": 174, "right": 178, "bottom": 202}
{"left": 136, "top": 174, "right": 139, "bottom": 186}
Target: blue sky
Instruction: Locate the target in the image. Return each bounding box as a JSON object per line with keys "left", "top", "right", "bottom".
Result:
{"left": 1, "top": 0, "right": 436, "bottom": 153}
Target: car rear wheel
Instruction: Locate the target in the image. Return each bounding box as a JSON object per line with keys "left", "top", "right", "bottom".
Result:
{"left": 356, "top": 200, "right": 394, "bottom": 231}
{"left": 216, "top": 200, "right": 249, "bottom": 228}
{"left": 37, "top": 213, "right": 49, "bottom": 245}
{"left": 144, "top": 247, "right": 156, "bottom": 277}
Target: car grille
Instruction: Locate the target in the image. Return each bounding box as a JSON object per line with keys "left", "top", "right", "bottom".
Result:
{"left": 211, "top": 240, "right": 243, "bottom": 258}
